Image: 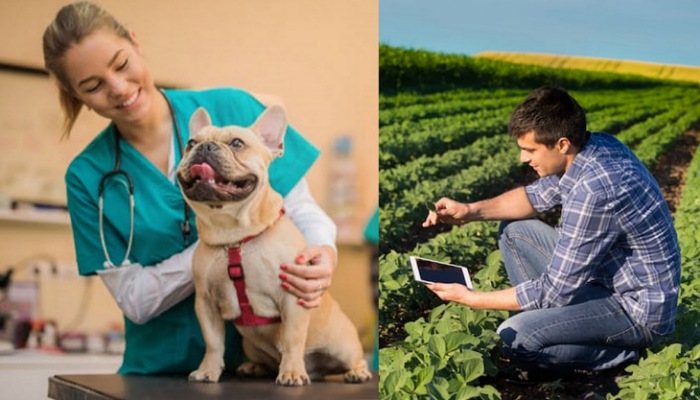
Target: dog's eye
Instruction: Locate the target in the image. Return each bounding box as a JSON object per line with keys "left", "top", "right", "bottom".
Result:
{"left": 230, "top": 138, "right": 244, "bottom": 149}
{"left": 186, "top": 139, "right": 197, "bottom": 151}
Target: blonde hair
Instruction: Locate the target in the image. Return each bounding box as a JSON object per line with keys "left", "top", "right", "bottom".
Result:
{"left": 42, "top": 1, "right": 133, "bottom": 138}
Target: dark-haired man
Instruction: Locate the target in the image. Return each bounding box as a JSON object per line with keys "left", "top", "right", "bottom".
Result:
{"left": 422, "top": 86, "right": 680, "bottom": 381}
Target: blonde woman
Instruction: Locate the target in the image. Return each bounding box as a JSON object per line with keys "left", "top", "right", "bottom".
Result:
{"left": 43, "top": 1, "right": 337, "bottom": 374}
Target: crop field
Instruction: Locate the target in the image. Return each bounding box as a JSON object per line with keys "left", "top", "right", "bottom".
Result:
{"left": 378, "top": 45, "right": 700, "bottom": 399}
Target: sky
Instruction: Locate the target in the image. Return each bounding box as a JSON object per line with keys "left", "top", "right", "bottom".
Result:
{"left": 379, "top": 0, "right": 700, "bottom": 68}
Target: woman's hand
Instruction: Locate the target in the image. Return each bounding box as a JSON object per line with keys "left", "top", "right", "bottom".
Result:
{"left": 422, "top": 197, "right": 471, "bottom": 227}
{"left": 279, "top": 245, "right": 336, "bottom": 308}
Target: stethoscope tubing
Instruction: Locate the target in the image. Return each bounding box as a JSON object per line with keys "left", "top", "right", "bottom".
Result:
{"left": 98, "top": 89, "right": 189, "bottom": 268}
{"left": 99, "top": 171, "right": 135, "bottom": 268}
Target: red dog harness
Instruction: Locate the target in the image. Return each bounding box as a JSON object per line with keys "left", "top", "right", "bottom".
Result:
{"left": 227, "top": 209, "right": 285, "bottom": 326}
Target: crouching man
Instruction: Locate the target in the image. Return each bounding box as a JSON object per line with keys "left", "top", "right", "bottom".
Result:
{"left": 422, "top": 86, "right": 680, "bottom": 383}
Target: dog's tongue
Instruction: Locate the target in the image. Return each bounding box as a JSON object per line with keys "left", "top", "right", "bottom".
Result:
{"left": 190, "top": 163, "right": 216, "bottom": 180}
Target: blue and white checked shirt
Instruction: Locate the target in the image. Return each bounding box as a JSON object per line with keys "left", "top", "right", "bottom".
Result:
{"left": 517, "top": 133, "right": 681, "bottom": 335}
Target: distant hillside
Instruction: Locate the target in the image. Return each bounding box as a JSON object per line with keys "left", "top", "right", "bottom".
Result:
{"left": 379, "top": 45, "right": 684, "bottom": 94}
{"left": 476, "top": 51, "right": 700, "bottom": 84}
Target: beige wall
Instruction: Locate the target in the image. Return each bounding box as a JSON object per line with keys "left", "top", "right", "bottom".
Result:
{"left": 0, "top": 1, "right": 377, "bottom": 349}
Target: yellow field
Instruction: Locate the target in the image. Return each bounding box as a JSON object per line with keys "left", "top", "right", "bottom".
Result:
{"left": 476, "top": 52, "right": 700, "bottom": 84}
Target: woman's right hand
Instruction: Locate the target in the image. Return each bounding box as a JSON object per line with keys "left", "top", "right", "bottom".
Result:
{"left": 422, "top": 197, "right": 471, "bottom": 227}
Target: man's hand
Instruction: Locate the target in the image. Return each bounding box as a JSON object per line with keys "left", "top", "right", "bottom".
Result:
{"left": 422, "top": 197, "right": 471, "bottom": 227}
{"left": 425, "top": 282, "right": 473, "bottom": 305}
{"left": 279, "top": 245, "right": 336, "bottom": 308}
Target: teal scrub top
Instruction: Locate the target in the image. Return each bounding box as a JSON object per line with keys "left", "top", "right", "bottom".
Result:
{"left": 363, "top": 208, "right": 379, "bottom": 246}
{"left": 65, "top": 88, "right": 319, "bottom": 374}
{"left": 362, "top": 208, "right": 379, "bottom": 371}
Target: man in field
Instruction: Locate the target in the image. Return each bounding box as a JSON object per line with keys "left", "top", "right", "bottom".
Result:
{"left": 422, "top": 86, "right": 680, "bottom": 382}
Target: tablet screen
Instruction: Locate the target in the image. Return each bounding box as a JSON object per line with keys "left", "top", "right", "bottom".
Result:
{"left": 410, "top": 256, "right": 473, "bottom": 289}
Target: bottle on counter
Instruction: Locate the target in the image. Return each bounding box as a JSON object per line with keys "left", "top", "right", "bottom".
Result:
{"left": 328, "top": 136, "right": 359, "bottom": 242}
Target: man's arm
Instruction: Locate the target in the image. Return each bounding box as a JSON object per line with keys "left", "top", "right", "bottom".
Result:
{"left": 426, "top": 283, "right": 521, "bottom": 311}
{"left": 423, "top": 187, "right": 538, "bottom": 227}
{"left": 468, "top": 187, "right": 538, "bottom": 222}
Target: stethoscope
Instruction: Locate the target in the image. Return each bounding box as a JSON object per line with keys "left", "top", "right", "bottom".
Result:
{"left": 98, "top": 89, "right": 191, "bottom": 268}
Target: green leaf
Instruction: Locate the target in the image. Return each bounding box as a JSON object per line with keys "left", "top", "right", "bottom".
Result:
{"left": 383, "top": 280, "right": 402, "bottom": 291}
{"left": 428, "top": 377, "right": 451, "bottom": 400}
{"left": 443, "top": 332, "right": 471, "bottom": 353}
{"left": 461, "top": 357, "right": 485, "bottom": 383}
{"left": 429, "top": 304, "right": 447, "bottom": 322}
{"left": 459, "top": 307, "right": 476, "bottom": 328}
{"left": 658, "top": 376, "right": 675, "bottom": 393}
{"left": 478, "top": 385, "right": 502, "bottom": 400}
{"left": 404, "top": 321, "right": 423, "bottom": 339}
{"left": 452, "top": 349, "right": 483, "bottom": 362}
{"left": 454, "top": 385, "right": 481, "bottom": 400}
{"left": 414, "top": 366, "right": 434, "bottom": 395}
{"left": 434, "top": 318, "right": 453, "bottom": 335}
{"left": 381, "top": 370, "right": 399, "bottom": 394}
{"left": 428, "top": 335, "right": 446, "bottom": 359}
{"left": 690, "top": 344, "right": 700, "bottom": 361}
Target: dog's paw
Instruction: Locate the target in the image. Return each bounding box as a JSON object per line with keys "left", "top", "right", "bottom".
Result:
{"left": 188, "top": 368, "right": 223, "bottom": 383}
{"left": 275, "top": 370, "right": 310, "bottom": 386}
{"left": 236, "top": 362, "right": 272, "bottom": 378}
{"left": 344, "top": 363, "right": 372, "bottom": 383}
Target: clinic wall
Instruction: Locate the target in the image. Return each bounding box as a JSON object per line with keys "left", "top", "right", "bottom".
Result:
{"left": 0, "top": 0, "right": 378, "bottom": 223}
{"left": 0, "top": 1, "right": 378, "bottom": 346}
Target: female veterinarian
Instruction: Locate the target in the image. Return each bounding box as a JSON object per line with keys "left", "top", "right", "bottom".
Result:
{"left": 43, "top": 1, "right": 338, "bottom": 374}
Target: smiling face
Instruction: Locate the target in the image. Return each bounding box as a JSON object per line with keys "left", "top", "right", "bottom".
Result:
{"left": 61, "top": 29, "right": 157, "bottom": 125}
{"left": 517, "top": 130, "right": 574, "bottom": 177}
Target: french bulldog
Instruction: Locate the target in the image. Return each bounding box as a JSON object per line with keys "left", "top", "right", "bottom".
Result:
{"left": 177, "top": 105, "right": 371, "bottom": 386}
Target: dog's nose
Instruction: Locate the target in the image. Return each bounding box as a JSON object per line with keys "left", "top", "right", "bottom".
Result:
{"left": 199, "top": 141, "right": 219, "bottom": 153}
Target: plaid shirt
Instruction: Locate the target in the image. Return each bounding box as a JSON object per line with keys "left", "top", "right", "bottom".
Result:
{"left": 517, "top": 133, "right": 681, "bottom": 335}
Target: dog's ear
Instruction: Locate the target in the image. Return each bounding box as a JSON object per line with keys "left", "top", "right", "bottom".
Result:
{"left": 252, "top": 105, "right": 286, "bottom": 158}
{"left": 189, "top": 107, "right": 212, "bottom": 136}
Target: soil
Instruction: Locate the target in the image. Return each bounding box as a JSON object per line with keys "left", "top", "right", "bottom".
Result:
{"left": 651, "top": 128, "right": 700, "bottom": 215}
{"left": 482, "top": 369, "right": 626, "bottom": 400}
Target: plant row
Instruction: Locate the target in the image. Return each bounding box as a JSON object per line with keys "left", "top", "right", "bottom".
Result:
{"left": 379, "top": 87, "right": 689, "bottom": 171}
{"left": 616, "top": 93, "right": 700, "bottom": 148}
{"left": 379, "top": 98, "right": 673, "bottom": 207}
{"left": 380, "top": 145, "right": 520, "bottom": 252}
{"left": 379, "top": 93, "right": 525, "bottom": 128}
{"left": 633, "top": 103, "right": 700, "bottom": 170}
{"left": 379, "top": 88, "right": 529, "bottom": 111}
{"left": 380, "top": 86, "right": 689, "bottom": 119}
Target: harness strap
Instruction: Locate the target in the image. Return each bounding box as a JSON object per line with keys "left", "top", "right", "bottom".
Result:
{"left": 227, "top": 209, "right": 285, "bottom": 326}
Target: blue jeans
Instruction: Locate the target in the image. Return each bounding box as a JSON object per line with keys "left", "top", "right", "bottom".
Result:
{"left": 496, "top": 219, "right": 656, "bottom": 372}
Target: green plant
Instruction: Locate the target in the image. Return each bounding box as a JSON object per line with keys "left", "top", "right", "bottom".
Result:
{"left": 379, "top": 303, "right": 506, "bottom": 399}
{"left": 609, "top": 344, "right": 700, "bottom": 400}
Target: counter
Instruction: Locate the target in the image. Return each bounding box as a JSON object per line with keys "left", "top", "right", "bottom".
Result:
{"left": 0, "top": 350, "right": 377, "bottom": 399}
{"left": 0, "top": 349, "right": 122, "bottom": 399}
{"left": 49, "top": 373, "right": 378, "bottom": 399}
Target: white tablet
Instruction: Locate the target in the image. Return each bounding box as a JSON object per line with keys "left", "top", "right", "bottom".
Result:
{"left": 410, "top": 256, "right": 473, "bottom": 290}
